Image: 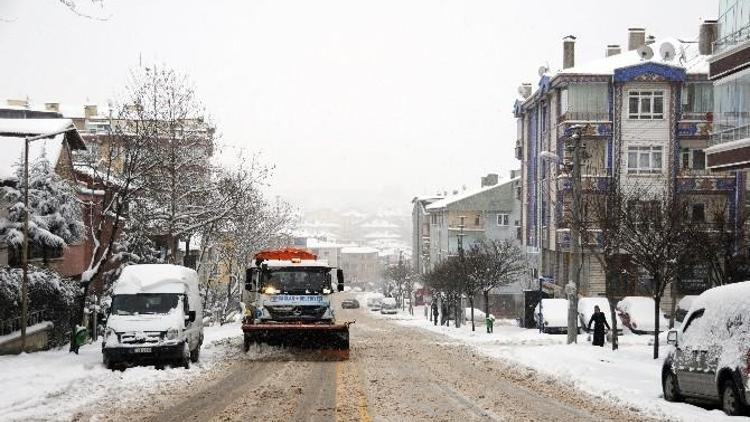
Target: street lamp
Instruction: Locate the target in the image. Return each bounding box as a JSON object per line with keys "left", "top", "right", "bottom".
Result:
{"left": 19, "top": 127, "right": 79, "bottom": 351}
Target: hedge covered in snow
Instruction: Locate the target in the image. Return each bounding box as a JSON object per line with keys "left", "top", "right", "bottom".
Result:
{"left": 0, "top": 265, "right": 78, "bottom": 347}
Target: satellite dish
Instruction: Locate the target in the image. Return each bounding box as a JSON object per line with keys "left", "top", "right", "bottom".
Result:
{"left": 538, "top": 65, "right": 549, "bottom": 77}
{"left": 637, "top": 44, "right": 654, "bottom": 61}
{"left": 660, "top": 42, "right": 676, "bottom": 61}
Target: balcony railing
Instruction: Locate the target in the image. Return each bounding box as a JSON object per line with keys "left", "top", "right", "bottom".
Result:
{"left": 557, "top": 121, "right": 613, "bottom": 140}
{"left": 557, "top": 173, "right": 612, "bottom": 193}
{"left": 558, "top": 111, "right": 609, "bottom": 122}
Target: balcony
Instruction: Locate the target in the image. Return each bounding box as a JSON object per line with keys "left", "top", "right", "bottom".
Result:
{"left": 676, "top": 169, "right": 737, "bottom": 193}
{"left": 557, "top": 173, "right": 612, "bottom": 194}
{"left": 557, "top": 121, "right": 612, "bottom": 141}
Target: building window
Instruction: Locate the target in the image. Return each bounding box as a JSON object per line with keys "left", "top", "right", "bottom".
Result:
{"left": 497, "top": 214, "right": 509, "bottom": 226}
{"left": 628, "top": 90, "right": 664, "bottom": 119}
{"left": 474, "top": 215, "right": 481, "bottom": 226}
{"left": 627, "top": 146, "right": 663, "bottom": 174}
{"left": 682, "top": 83, "right": 713, "bottom": 114}
{"left": 560, "top": 84, "right": 609, "bottom": 120}
{"left": 692, "top": 203, "right": 705, "bottom": 222}
{"left": 680, "top": 148, "right": 707, "bottom": 171}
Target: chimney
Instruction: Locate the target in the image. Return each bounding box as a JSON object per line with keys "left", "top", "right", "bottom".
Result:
{"left": 45, "top": 102, "right": 60, "bottom": 112}
{"left": 563, "top": 35, "right": 576, "bottom": 69}
{"left": 606, "top": 44, "right": 622, "bottom": 57}
{"left": 481, "top": 173, "right": 499, "bottom": 187}
{"left": 84, "top": 104, "right": 98, "bottom": 118}
{"left": 646, "top": 35, "right": 656, "bottom": 45}
{"left": 520, "top": 83, "right": 532, "bottom": 99}
{"left": 628, "top": 28, "right": 646, "bottom": 51}
{"left": 699, "top": 20, "right": 719, "bottom": 55}
{"left": 7, "top": 99, "right": 28, "bottom": 108}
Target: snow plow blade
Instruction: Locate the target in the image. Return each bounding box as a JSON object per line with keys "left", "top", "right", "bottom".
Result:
{"left": 242, "top": 323, "right": 351, "bottom": 360}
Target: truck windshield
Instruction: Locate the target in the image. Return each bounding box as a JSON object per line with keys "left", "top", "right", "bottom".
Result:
{"left": 262, "top": 269, "right": 329, "bottom": 294}
{"left": 111, "top": 293, "right": 182, "bottom": 315}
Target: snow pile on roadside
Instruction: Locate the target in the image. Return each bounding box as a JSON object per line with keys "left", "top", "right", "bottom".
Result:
{"left": 373, "top": 304, "right": 745, "bottom": 422}
{"left": 0, "top": 322, "right": 243, "bottom": 421}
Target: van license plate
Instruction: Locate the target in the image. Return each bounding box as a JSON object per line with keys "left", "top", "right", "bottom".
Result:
{"left": 133, "top": 347, "right": 151, "bottom": 353}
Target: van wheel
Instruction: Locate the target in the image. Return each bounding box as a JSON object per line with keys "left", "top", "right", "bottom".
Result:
{"left": 103, "top": 355, "right": 116, "bottom": 371}
{"left": 722, "top": 379, "right": 746, "bottom": 416}
{"left": 663, "top": 371, "right": 682, "bottom": 402}
{"left": 190, "top": 345, "right": 201, "bottom": 363}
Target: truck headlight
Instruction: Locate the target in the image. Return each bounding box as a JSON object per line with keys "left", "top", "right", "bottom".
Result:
{"left": 167, "top": 328, "right": 180, "bottom": 340}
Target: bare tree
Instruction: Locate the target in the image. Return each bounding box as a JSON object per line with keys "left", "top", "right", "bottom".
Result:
{"left": 464, "top": 239, "right": 525, "bottom": 333}
{"left": 579, "top": 175, "right": 626, "bottom": 350}
{"left": 618, "top": 183, "right": 695, "bottom": 359}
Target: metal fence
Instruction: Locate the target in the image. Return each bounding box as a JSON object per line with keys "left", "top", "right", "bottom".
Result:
{"left": 0, "top": 309, "right": 49, "bottom": 337}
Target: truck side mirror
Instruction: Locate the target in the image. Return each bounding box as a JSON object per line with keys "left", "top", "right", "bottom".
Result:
{"left": 245, "top": 268, "right": 258, "bottom": 291}
{"left": 667, "top": 329, "right": 678, "bottom": 346}
{"left": 337, "top": 269, "right": 344, "bottom": 292}
{"left": 187, "top": 310, "right": 196, "bottom": 323}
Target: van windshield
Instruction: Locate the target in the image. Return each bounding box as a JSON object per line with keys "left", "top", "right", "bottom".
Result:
{"left": 111, "top": 293, "right": 182, "bottom": 315}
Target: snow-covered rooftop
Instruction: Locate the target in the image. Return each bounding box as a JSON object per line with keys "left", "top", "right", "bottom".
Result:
{"left": 426, "top": 178, "right": 519, "bottom": 210}
{"left": 558, "top": 37, "right": 708, "bottom": 76}
{"left": 0, "top": 119, "right": 85, "bottom": 181}
{"left": 341, "top": 246, "right": 380, "bottom": 254}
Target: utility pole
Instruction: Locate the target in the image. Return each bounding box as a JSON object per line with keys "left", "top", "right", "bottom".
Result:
{"left": 566, "top": 125, "right": 584, "bottom": 344}
{"left": 456, "top": 215, "right": 466, "bottom": 328}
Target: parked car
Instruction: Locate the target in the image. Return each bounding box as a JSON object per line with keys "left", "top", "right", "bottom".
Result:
{"left": 534, "top": 298, "right": 570, "bottom": 334}
{"left": 367, "top": 296, "right": 383, "bottom": 311}
{"left": 102, "top": 264, "right": 203, "bottom": 370}
{"left": 578, "top": 297, "right": 622, "bottom": 334}
{"left": 341, "top": 299, "right": 360, "bottom": 309}
{"left": 662, "top": 281, "right": 750, "bottom": 416}
{"left": 616, "top": 296, "right": 668, "bottom": 335}
{"left": 380, "top": 297, "right": 398, "bottom": 315}
{"left": 674, "top": 295, "right": 698, "bottom": 323}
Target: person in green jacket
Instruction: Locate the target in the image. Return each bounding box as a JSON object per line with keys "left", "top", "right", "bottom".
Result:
{"left": 486, "top": 314, "right": 495, "bottom": 334}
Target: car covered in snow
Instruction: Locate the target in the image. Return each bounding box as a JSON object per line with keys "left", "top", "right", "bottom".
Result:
{"left": 341, "top": 298, "right": 360, "bottom": 309}
{"left": 367, "top": 296, "right": 383, "bottom": 311}
{"left": 616, "top": 296, "right": 668, "bottom": 335}
{"left": 464, "top": 308, "right": 491, "bottom": 323}
{"left": 674, "top": 295, "right": 698, "bottom": 323}
{"left": 380, "top": 297, "right": 398, "bottom": 315}
{"left": 662, "top": 281, "right": 750, "bottom": 416}
{"left": 534, "top": 298, "right": 570, "bottom": 334}
{"left": 102, "top": 264, "right": 203, "bottom": 370}
{"left": 578, "top": 297, "right": 622, "bottom": 334}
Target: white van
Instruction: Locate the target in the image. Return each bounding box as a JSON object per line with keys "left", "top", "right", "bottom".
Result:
{"left": 102, "top": 264, "right": 203, "bottom": 370}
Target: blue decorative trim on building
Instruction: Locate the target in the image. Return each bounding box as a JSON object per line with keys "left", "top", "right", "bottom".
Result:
{"left": 538, "top": 75, "right": 551, "bottom": 95}
{"left": 514, "top": 99, "right": 524, "bottom": 118}
{"left": 613, "top": 62, "right": 686, "bottom": 83}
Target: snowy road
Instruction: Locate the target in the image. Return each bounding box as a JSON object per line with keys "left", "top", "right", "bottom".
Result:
{"left": 82, "top": 297, "right": 648, "bottom": 422}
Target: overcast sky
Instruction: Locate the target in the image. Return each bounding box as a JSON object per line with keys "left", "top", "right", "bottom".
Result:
{"left": 0, "top": 0, "right": 716, "bottom": 212}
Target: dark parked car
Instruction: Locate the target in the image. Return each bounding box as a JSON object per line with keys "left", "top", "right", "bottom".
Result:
{"left": 662, "top": 282, "right": 750, "bottom": 416}
{"left": 341, "top": 299, "right": 360, "bottom": 309}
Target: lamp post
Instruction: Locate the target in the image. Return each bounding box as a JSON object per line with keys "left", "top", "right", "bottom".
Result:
{"left": 565, "top": 125, "right": 584, "bottom": 345}
{"left": 19, "top": 128, "right": 75, "bottom": 351}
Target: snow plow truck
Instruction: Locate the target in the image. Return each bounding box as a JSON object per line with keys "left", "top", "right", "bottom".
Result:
{"left": 242, "top": 248, "right": 352, "bottom": 359}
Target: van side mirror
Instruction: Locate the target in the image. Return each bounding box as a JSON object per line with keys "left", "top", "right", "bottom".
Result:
{"left": 336, "top": 269, "right": 344, "bottom": 292}
{"left": 245, "top": 268, "right": 258, "bottom": 291}
{"left": 187, "top": 310, "right": 196, "bottom": 323}
{"left": 667, "top": 329, "right": 678, "bottom": 346}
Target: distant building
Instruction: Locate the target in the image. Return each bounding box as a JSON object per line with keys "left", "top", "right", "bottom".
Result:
{"left": 411, "top": 195, "right": 442, "bottom": 274}
{"left": 339, "top": 246, "right": 380, "bottom": 288}
{"left": 422, "top": 172, "right": 521, "bottom": 269}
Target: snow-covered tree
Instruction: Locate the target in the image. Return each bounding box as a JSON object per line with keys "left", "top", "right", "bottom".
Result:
{"left": 0, "top": 153, "right": 84, "bottom": 266}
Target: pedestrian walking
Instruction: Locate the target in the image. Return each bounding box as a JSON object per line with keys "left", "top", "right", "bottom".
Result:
{"left": 431, "top": 301, "right": 439, "bottom": 326}
{"left": 441, "top": 302, "right": 449, "bottom": 326}
{"left": 485, "top": 313, "right": 495, "bottom": 334}
{"left": 587, "top": 305, "right": 610, "bottom": 347}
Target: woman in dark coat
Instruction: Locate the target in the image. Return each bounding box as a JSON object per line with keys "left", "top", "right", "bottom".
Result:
{"left": 587, "top": 305, "right": 610, "bottom": 347}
